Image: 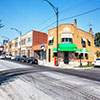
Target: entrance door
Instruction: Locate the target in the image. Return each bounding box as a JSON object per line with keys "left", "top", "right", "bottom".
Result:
{"left": 64, "top": 52, "right": 69, "bottom": 64}
{"left": 28, "top": 50, "right": 30, "bottom": 57}
{"left": 48, "top": 49, "right": 51, "bottom": 62}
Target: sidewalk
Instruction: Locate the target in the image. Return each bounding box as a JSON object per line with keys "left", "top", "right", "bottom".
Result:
{"left": 38, "top": 60, "right": 93, "bottom": 69}
{"left": 38, "top": 60, "right": 77, "bottom": 69}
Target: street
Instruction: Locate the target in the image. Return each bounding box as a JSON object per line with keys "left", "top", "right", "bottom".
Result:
{"left": 0, "top": 60, "right": 100, "bottom": 100}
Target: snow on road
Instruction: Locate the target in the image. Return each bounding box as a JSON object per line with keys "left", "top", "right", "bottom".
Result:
{"left": 0, "top": 71, "right": 100, "bottom": 100}
{"left": 0, "top": 77, "right": 55, "bottom": 100}
{"left": 0, "top": 60, "right": 32, "bottom": 71}
{"left": 0, "top": 60, "right": 100, "bottom": 100}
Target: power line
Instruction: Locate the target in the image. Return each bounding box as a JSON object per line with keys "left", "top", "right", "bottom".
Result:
{"left": 39, "top": 0, "right": 88, "bottom": 31}
{"left": 59, "top": 6, "right": 100, "bottom": 22}
{"left": 40, "top": 21, "right": 56, "bottom": 31}
{"left": 40, "top": 6, "right": 100, "bottom": 31}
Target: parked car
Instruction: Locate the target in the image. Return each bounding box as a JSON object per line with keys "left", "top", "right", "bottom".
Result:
{"left": 20, "top": 55, "right": 27, "bottom": 62}
{"left": 5, "top": 54, "right": 12, "bottom": 59}
{"left": 11, "top": 56, "right": 16, "bottom": 60}
{"left": 0, "top": 55, "right": 5, "bottom": 59}
{"left": 94, "top": 58, "right": 100, "bottom": 67}
{"left": 15, "top": 56, "right": 20, "bottom": 61}
{"left": 26, "top": 57, "right": 38, "bottom": 64}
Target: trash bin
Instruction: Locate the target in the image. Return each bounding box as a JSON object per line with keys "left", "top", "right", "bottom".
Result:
{"left": 54, "top": 57, "right": 57, "bottom": 66}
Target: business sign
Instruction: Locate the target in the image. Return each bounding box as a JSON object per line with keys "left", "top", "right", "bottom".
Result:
{"left": 41, "top": 45, "right": 45, "bottom": 49}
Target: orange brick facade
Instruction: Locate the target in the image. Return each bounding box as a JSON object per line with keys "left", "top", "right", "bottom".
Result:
{"left": 47, "top": 19, "right": 100, "bottom": 65}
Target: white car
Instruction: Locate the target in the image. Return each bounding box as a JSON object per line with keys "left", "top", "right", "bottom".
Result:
{"left": 5, "top": 54, "right": 12, "bottom": 59}
{"left": 11, "top": 56, "right": 15, "bottom": 60}
{"left": 0, "top": 55, "right": 5, "bottom": 59}
{"left": 94, "top": 58, "right": 100, "bottom": 67}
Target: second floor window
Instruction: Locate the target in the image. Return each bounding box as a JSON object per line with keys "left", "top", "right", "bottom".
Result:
{"left": 88, "top": 39, "right": 91, "bottom": 46}
{"left": 81, "top": 37, "right": 86, "bottom": 47}
{"left": 27, "top": 37, "right": 32, "bottom": 42}
{"left": 49, "top": 39, "right": 54, "bottom": 45}
{"left": 48, "top": 36, "right": 54, "bottom": 45}
{"left": 61, "top": 38, "right": 72, "bottom": 43}
{"left": 15, "top": 42, "right": 18, "bottom": 47}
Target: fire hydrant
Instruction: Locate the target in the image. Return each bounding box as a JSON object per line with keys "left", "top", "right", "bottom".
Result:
{"left": 54, "top": 57, "right": 57, "bottom": 66}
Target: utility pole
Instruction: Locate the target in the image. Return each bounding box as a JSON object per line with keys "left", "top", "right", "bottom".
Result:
{"left": 11, "top": 28, "right": 22, "bottom": 56}
{"left": 42, "top": 0, "right": 59, "bottom": 66}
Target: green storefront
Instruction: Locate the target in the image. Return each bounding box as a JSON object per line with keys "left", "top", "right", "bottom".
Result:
{"left": 52, "top": 43, "right": 89, "bottom": 64}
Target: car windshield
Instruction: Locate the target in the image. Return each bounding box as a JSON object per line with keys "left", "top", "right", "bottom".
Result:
{"left": 22, "top": 56, "right": 26, "bottom": 58}
{"left": 29, "top": 57, "right": 35, "bottom": 59}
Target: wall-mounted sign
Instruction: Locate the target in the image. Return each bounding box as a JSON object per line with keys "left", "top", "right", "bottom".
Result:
{"left": 41, "top": 45, "right": 45, "bottom": 49}
{"left": 63, "top": 27, "right": 70, "bottom": 31}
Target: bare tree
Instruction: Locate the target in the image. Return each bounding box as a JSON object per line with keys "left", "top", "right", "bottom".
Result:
{"left": 0, "top": 20, "right": 4, "bottom": 28}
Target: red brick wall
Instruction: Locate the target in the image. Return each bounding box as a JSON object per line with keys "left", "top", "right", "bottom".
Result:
{"left": 33, "top": 30, "right": 47, "bottom": 45}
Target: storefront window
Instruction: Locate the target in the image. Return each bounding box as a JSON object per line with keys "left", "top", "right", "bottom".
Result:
{"left": 75, "top": 53, "right": 79, "bottom": 59}
{"left": 85, "top": 53, "right": 88, "bottom": 59}
{"left": 80, "top": 53, "right": 84, "bottom": 59}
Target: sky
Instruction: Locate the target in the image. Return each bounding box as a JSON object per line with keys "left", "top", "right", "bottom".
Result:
{"left": 0, "top": 0, "right": 100, "bottom": 44}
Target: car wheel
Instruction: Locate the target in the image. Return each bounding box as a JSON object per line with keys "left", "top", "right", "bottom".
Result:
{"left": 30, "top": 61, "right": 33, "bottom": 64}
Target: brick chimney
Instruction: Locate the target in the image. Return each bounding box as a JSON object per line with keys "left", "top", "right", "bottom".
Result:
{"left": 74, "top": 19, "right": 77, "bottom": 28}
{"left": 89, "top": 28, "right": 92, "bottom": 34}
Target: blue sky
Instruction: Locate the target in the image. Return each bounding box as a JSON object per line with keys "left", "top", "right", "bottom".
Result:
{"left": 0, "top": 0, "right": 100, "bottom": 44}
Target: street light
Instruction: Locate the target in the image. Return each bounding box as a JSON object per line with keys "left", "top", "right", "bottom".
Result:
{"left": 2, "top": 36, "right": 10, "bottom": 55}
{"left": 11, "top": 28, "right": 22, "bottom": 56}
{"left": 42, "top": 0, "right": 59, "bottom": 66}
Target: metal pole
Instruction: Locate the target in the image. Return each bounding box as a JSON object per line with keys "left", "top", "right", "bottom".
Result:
{"left": 20, "top": 31, "right": 22, "bottom": 56}
{"left": 56, "top": 8, "right": 58, "bottom": 66}
{"left": 42, "top": 0, "right": 59, "bottom": 66}
{"left": 11, "top": 28, "right": 22, "bottom": 56}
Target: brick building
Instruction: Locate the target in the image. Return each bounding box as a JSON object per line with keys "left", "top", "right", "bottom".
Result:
{"left": 47, "top": 19, "right": 100, "bottom": 65}
{"left": 32, "top": 30, "right": 48, "bottom": 60}
{"left": 3, "top": 30, "right": 47, "bottom": 59}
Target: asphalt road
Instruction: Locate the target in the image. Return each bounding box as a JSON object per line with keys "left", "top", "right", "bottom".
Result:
{"left": 0, "top": 59, "right": 100, "bottom": 100}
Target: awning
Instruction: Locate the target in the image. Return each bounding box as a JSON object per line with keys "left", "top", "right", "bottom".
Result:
{"left": 80, "top": 49, "right": 89, "bottom": 53}
{"left": 52, "top": 48, "right": 57, "bottom": 52}
{"left": 52, "top": 43, "right": 77, "bottom": 52}
{"left": 61, "top": 33, "right": 73, "bottom": 38}
{"left": 88, "top": 38, "right": 91, "bottom": 42}
{"left": 48, "top": 36, "right": 53, "bottom": 41}
{"left": 82, "top": 36, "right": 86, "bottom": 41}
{"left": 75, "top": 49, "right": 80, "bottom": 53}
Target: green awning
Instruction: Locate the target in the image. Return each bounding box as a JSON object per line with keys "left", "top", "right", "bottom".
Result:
{"left": 53, "top": 43, "right": 77, "bottom": 52}
{"left": 80, "top": 49, "right": 89, "bottom": 53}
{"left": 52, "top": 48, "right": 57, "bottom": 52}
{"left": 75, "top": 49, "right": 80, "bottom": 53}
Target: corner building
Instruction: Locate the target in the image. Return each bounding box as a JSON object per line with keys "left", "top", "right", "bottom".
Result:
{"left": 47, "top": 19, "right": 100, "bottom": 65}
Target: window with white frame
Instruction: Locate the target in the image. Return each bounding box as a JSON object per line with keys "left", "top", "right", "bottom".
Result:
{"left": 48, "top": 36, "right": 54, "bottom": 45}
{"left": 81, "top": 36, "right": 86, "bottom": 47}
{"left": 61, "top": 33, "right": 73, "bottom": 43}
{"left": 61, "top": 38, "right": 72, "bottom": 43}
{"left": 27, "top": 37, "right": 32, "bottom": 42}
{"left": 88, "top": 39, "right": 91, "bottom": 46}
